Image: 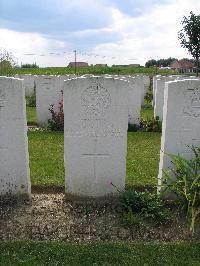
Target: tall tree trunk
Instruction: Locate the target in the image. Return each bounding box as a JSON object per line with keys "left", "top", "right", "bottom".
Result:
{"left": 196, "top": 57, "right": 199, "bottom": 77}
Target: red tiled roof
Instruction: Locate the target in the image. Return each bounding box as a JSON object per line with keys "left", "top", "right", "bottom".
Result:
{"left": 170, "top": 60, "right": 195, "bottom": 69}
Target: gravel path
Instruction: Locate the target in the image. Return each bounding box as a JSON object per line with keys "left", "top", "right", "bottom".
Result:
{"left": 0, "top": 193, "right": 199, "bottom": 241}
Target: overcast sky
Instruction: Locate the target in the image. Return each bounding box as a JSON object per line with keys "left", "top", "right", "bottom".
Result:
{"left": 0, "top": 0, "right": 199, "bottom": 67}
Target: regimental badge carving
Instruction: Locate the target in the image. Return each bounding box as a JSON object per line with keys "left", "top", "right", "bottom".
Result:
{"left": 183, "top": 88, "right": 200, "bottom": 117}
{"left": 0, "top": 88, "right": 6, "bottom": 110}
{"left": 81, "top": 81, "right": 111, "bottom": 118}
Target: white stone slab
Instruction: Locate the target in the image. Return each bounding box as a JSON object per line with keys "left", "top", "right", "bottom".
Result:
{"left": 154, "top": 76, "right": 177, "bottom": 120}
{"left": 136, "top": 75, "right": 146, "bottom": 105}
{"left": 152, "top": 75, "right": 161, "bottom": 107}
{"left": 64, "top": 76, "right": 129, "bottom": 198}
{"left": 0, "top": 77, "right": 30, "bottom": 198}
{"left": 143, "top": 75, "right": 150, "bottom": 94}
{"left": 158, "top": 79, "right": 200, "bottom": 191}
{"left": 15, "top": 74, "right": 36, "bottom": 96}
{"left": 154, "top": 75, "right": 198, "bottom": 121}
{"left": 35, "top": 75, "right": 63, "bottom": 125}
{"left": 119, "top": 76, "right": 141, "bottom": 125}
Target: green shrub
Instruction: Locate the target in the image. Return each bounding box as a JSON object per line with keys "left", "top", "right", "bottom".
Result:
{"left": 140, "top": 116, "right": 162, "bottom": 132}
{"left": 47, "top": 91, "right": 64, "bottom": 131}
{"left": 119, "top": 190, "right": 171, "bottom": 225}
{"left": 144, "top": 89, "right": 153, "bottom": 104}
{"left": 163, "top": 146, "right": 200, "bottom": 234}
{"left": 128, "top": 123, "right": 139, "bottom": 132}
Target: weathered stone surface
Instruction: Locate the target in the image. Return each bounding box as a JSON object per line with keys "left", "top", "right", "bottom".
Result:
{"left": 35, "top": 75, "right": 63, "bottom": 125}
{"left": 0, "top": 77, "right": 31, "bottom": 199}
{"left": 15, "top": 74, "right": 36, "bottom": 96}
{"left": 158, "top": 79, "right": 200, "bottom": 191}
{"left": 64, "top": 76, "right": 129, "bottom": 198}
{"left": 120, "top": 76, "right": 141, "bottom": 125}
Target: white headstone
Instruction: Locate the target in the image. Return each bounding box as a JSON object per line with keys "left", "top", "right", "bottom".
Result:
{"left": 120, "top": 76, "right": 141, "bottom": 125}
{"left": 104, "top": 74, "right": 141, "bottom": 125}
{"left": 154, "top": 76, "right": 177, "bottom": 120}
{"left": 158, "top": 79, "right": 200, "bottom": 191}
{"left": 64, "top": 76, "right": 129, "bottom": 198}
{"left": 143, "top": 75, "right": 150, "bottom": 93}
{"left": 152, "top": 75, "right": 161, "bottom": 107}
{"left": 15, "top": 74, "right": 36, "bottom": 96}
{"left": 154, "top": 75, "right": 196, "bottom": 121}
{"left": 0, "top": 77, "right": 30, "bottom": 199}
{"left": 35, "top": 75, "right": 63, "bottom": 125}
{"left": 136, "top": 75, "right": 146, "bottom": 105}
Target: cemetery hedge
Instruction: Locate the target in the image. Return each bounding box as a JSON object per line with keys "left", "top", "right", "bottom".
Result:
{"left": 0, "top": 241, "right": 200, "bottom": 265}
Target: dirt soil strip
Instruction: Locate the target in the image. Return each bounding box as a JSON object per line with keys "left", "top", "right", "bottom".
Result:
{"left": 0, "top": 193, "right": 199, "bottom": 241}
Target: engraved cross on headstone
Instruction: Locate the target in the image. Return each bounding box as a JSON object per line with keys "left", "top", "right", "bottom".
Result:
{"left": 82, "top": 138, "right": 109, "bottom": 182}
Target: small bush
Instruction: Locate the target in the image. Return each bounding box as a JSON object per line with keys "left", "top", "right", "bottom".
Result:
{"left": 119, "top": 190, "right": 171, "bottom": 225}
{"left": 144, "top": 89, "right": 153, "bottom": 104}
{"left": 163, "top": 146, "right": 200, "bottom": 234}
{"left": 128, "top": 123, "right": 139, "bottom": 132}
{"left": 47, "top": 91, "right": 64, "bottom": 131}
{"left": 140, "top": 116, "right": 162, "bottom": 132}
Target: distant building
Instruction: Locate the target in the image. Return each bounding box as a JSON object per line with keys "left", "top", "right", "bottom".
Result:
{"left": 112, "top": 64, "right": 140, "bottom": 68}
{"left": 170, "top": 60, "right": 196, "bottom": 73}
{"left": 68, "top": 62, "right": 89, "bottom": 68}
{"left": 159, "top": 66, "right": 171, "bottom": 70}
{"left": 95, "top": 64, "right": 108, "bottom": 67}
{"left": 129, "top": 64, "right": 140, "bottom": 67}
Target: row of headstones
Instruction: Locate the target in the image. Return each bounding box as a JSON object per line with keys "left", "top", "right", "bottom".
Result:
{"left": 15, "top": 74, "right": 150, "bottom": 126}
{"left": 153, "top": 75, "right": 200, "bottom": 121}
{"left": 0, "top": 75, "right": 199, "bottom": 200}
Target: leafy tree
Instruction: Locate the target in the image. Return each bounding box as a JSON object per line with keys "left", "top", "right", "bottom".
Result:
{"left": 178, "top": 12, "right": 200, "bottom": 77}
{"left": 0, "top": 48, "right": 16, "bottom": 68}
{"left": 0, "top": 48, "right": 17, "bottom": 76}
{"left": 145, "top": 57, "right": 177, "bottom": 68}
{"left": 21, "top": 63, "right": 39, "bottom": 68}
{"left": 145, "top": 59, "right": 157, "bottom": 68}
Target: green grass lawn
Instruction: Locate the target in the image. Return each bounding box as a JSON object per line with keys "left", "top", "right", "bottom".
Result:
{"left": 26, "top": 107, "right": 37, "bottom": 124}
{"left": 126, "top": 132, "right": 160, "bottom": 187}
{"left": 28, "top": 131, "right": 64, "bottom": 186}
{"left": 0, "top": 241, "right": 200, "bottom": 265}
{"left": 27, "top": 104, "right": 160, "bottom": 187}
{"left": 141, "top": 103, "right": 154, "bottom": 120}
{"left": 28, "top": 131, "right": 160, "bottom": 187}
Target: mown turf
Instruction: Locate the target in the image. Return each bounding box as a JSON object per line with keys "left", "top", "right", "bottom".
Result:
{"left": 28, "top": 131, "right": 160, "bottom": 187}
{"left": 126, "top": 132, "right": 161, "bottom": 187}
{"left": 26, "top": 107, "right": 37, "bottom": 124}
{"left": 0, "top": 241, "right": 200, "bottom": 266}
{"left": 28, "top": 131, "right": 64, "bottom": 186}
{"left": 141, "top": 104, "right": 154, "bottom": 120}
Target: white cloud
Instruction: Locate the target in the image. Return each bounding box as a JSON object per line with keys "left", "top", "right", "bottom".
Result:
{"left": 1, "top": 0, "right": 200, "bottom": 66}
{"left": 0, "top": 28, "right": 72, "bottom": 66}
{"left": 93, "top": 0, "right": 200, "bottom": 65}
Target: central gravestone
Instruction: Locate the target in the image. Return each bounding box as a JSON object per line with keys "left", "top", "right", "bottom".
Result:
{"left": 64, "top": 77, "right": 129, "bottom": 198}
